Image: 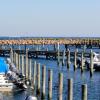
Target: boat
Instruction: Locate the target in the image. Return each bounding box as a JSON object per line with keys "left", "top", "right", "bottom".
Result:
{"left": 0, "top": 74, "right": 15, "bottom": 91}
{"left": 0, "top": 57, "right": 27, "bottom": 92}
{"left": 25, "top": 95, "right": 37, "bottom": 100}
{"left": 85, "top": 52, "right": 100, "bottom": 71}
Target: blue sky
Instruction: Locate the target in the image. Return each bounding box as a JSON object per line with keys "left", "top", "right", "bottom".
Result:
{"left": 0, "top": 0, "right": 100, "bottom": 37}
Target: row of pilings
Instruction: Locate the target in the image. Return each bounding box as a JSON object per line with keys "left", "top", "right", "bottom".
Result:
{"left": 9, "top": 44, "right": 95, "bottom": 100}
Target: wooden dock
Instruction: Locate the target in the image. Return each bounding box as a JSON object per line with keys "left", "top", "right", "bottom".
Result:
{"left": 0, "top": 49, "right": 90, "bottom": 59}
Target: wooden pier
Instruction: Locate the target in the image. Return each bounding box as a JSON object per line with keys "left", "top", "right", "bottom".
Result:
{"left": 0, "top": 49, "right": 91, "bottom": 59}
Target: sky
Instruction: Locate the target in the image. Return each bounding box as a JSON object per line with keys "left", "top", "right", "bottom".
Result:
{"left": 0, "top": 0, "right": 100, "bottom": 37}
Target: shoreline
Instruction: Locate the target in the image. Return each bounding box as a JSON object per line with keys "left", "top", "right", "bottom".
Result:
{"left": 0, "top": 38, "right": 100, "bottom": 45}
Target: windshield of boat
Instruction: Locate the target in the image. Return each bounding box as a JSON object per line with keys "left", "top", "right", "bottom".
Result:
{"left": 96, "top": 55, "right": 100, "bottom": 60}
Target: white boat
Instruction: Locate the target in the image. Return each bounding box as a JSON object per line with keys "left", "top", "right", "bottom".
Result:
{"left": 0, "top": 73, "right": 16, "bottom": 92}
{"left": 85, "top": 52, "right": 100, "bottom": 70}
{"left": 0, "top": 57, "right": 27, "bottom": 92}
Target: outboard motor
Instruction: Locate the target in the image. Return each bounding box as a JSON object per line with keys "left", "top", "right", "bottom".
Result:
{"left": 6, "top": 58, "right": 11, "bottom": 64}
{"left": 25, "top": 96, "right": 37, "bottom": 100}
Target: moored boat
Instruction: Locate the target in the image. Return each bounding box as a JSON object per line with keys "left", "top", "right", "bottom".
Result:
{"left": 85, "top": 52, "right": 100, "bottom": 71}
{"left": 0, "top": 57, "right": 27, "bottom": 92}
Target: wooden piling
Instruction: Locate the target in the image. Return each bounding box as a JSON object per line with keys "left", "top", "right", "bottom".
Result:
{"left": 68, "top": 78, "right": 73, "bottom": 100}
{"left": 48, "top": 69, "right": 53, "bottom": 100}
{"left": 21, "top": 55, "right": 24, "bottom": 75}
{"left": 26, "top": 48, "right": 28, "bottom": 78}
{"left": 13, "top": 51, "right": 15, "bottom": 64}
{"left": 57, "top": 50, "right": 60, "bottom": 66}
{"left": 81, "top": 51, "right": 84, "bottom": 73}
{"left": 90, "top": 50, "right": 93, "bottom": 77}
{"left": 18, "top": 54, "right": 20, "bottom": 71}
{"left": 59, "top": 73, "right": 63, "bottom": 100}
{"left": 16, "top": 53, "right": 18, "bottom": 70}
{"left": 82, "top": 84, "right": 87, "bottom": 100}
{"left": 83, "top": 45, "right": 86, "bottom": 53}
{"left": 37, "top": 63, "right": 40, "bottom": 94}
{"left": 14, "top": 52, "right": 16, "bottom": 65}
{"left": 10, "top": 47, "right": 13, "bottom": 62}
{"left": 33, "top": 61, "right": 36, "bottom": 89}
{"left": 74, "top": 49, "right": 78, "bottom": 71}
{"left": 42, "top": 65, "right": 46, "bottom": 99}
{"left": 29, "top": 59, "right": 32, "bottom": 80}
{"left": 67, "top": 49, "right": 70, "bottom": 69}
{"left": 54, "top": 44, "right": 56, "bottom": 51}
{"left": 62, "top": 50, "right": 65, "bottom": 66}
{"left": 57, "top": 42, "right": 60, "bottom": 51}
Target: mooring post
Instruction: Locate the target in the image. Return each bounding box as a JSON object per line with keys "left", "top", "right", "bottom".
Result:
{"left": 21, "top": 55, "right": 24, "bottom": 75}
{"left": 18, "top": 54, "right": 20, "bottom": 71}
{"left": 42, "top": 65, "right": 46, "bottom": 99}
{"left": 37, "top": 63, "right": 40, "bottom": 94}
{"left": 57, "top": 42, "right": 60, "bottom": 65}
{"left": 54, "top": 44, "right": 56, "bottom": 51}
{"left": 82, "top": 84, "right": 87, "bottom": 100}
{"left": 57, "top": 50, "right": 60, "bottom": 66}
{"left": 48, "top": 69, "right": 53, "bottom": 100}
{"left": 33, "top": 61, "right": 36, "bottom": 89}
{"left": 57, "top": 42, "right": 60, "bottom": 51}
{"left": 68, "top": 78, "right": 73, "bottom": 100}
{"left": 62, "top": 50, "right": 65, "bottom": 66}
{"left": 13, "top": 50, "right": 15, "bottom": 64}
{"left": 14, "top": 51, "right": 16, "bottom": 65}
{"left": 15, "top": 53, "right": 18, "bottom": 69}
{"left": 81, "top": 51, "right": 84, "bottom": 73}
{"left": 36, "top": 45, "right": 38, "bottom": 51}
{"left": 26, "top": 48, "right": 29, "bottom": 79}
{"left": 59, "top": 73, "right": 63, "bottom": 100}
{"left": 83, "top": 45, "right": 86, "bottom": 53}
{"left": 74, "top": 49, "right": 78, "bottom": 71}
{"left": 10, "top": 47, "right": 13, "bottom": 63}
{"left": 90, "top": 50, "right": 93, "bottom": 77}
{"left": 67, "top": 49, "right": 70, "bottom": 69}
{"left": 29, "top": 59, "right": 32, "bottom": 81}
{"left": 42, "top": 38, "right": 45, "bottom": 48}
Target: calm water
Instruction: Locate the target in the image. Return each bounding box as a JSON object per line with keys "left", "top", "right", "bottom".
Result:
{"left": 0, "top": 44, "right": 100, "bottom": 100}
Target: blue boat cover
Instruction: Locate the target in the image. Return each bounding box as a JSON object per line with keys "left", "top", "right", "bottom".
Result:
{"left": 0, "top": 57, "right": 9, "bottom": 73}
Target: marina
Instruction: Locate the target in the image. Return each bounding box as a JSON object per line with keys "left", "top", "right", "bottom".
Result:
{"left": 0, "top": 40, "right": 100, "bottom": 100}
{"left": 0, "top": 0, "right": 100, "bottom": 99}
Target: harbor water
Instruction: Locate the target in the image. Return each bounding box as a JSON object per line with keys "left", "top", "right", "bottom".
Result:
{"left": 0, "top": 44, "right": 100, "bottom": 100}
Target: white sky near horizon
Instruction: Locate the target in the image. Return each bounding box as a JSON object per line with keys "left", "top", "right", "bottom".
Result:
{"left": 0, "top": 0, "right": 100, "bottom": 37}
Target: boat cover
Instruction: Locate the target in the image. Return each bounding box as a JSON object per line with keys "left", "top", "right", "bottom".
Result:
{"left": 0, "top": 57, "right": 9, "bottom": 74}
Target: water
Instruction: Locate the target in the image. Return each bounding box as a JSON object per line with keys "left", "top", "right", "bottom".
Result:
{"left": 0, "top": 44, "right": 100, "bottom": 100}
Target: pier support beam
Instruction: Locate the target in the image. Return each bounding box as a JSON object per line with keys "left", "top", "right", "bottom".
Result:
{"left": 42, "top": 65, "right": 46, "bottom": 99}
{"left": 29, "top": 59, "right": 32, "bottom": 80}
{"left": 82, "top": 84, "right": 87, "bottom": 100}
{"left": 26, "top": 48, "right": 29, "bottom": 79}
{"left": 90, "top": 50, "right": 94, "bottom": 77}
{"left": 33, "top": 61, "right": 36, "bottom": 89}
{"left": 62, "top": 50, "right": 65, "bottom": 66}
{"left": 67, "top": 49, "right": 70, "bottom": 69}
{"left": 21, "top": 55, "right": 24, "bottom": 75}
{"left": 58, "top": 73, "right": 63, "bottom": 100}
{"left": 48, "top": 69, "right": 53, "bottom": 100}
{"left": 81, "top": 51, "right": 84, "bottom": 73}
{"left": 74, "top": 49, "right": 78, "bottom": 71}
{"left": 68, "top": 78, "right": 73, "bottom": 100}
{"left": 18, "top": 54, "right": 20, "bottom": 71}
{"left": 37, "top": 63, "right": 40, "bottom": 94}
